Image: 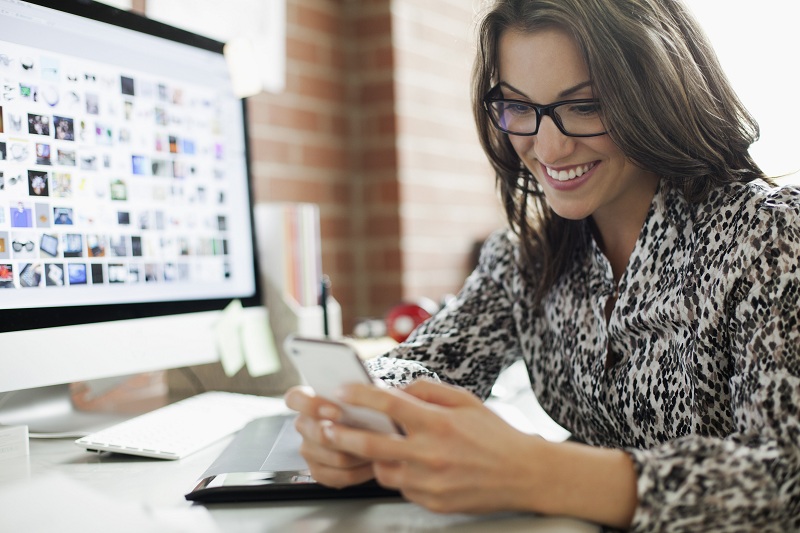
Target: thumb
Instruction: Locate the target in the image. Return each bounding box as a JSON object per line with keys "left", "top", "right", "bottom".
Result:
{"left": 402, "top": 379, "right": 481, "bottom": 408}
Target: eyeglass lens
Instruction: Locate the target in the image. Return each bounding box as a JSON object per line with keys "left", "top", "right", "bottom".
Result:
{"left": 0, "top": 174, "right": 22, "bottom": 190}
{"left": 12, "top": 240, "right": 35, "bottom": 252}
{"left": 486, "top": 99, "right": 604, "bottom": 136}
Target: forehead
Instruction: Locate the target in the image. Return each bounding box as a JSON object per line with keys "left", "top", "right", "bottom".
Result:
{"left": 497, "top": 27, "right": 590, "bottom": 100}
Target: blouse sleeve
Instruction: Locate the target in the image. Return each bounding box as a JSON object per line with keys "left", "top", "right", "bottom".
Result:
{"left": 628, "top": 187, "right": 800, "bottom": 532}
{"left": 366, "top": 229, "right": 526, "bottom": 400}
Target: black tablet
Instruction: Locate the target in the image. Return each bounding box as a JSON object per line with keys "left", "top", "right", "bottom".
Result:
{"left": 185, "top": 414, "right": 401, "bottom": 504}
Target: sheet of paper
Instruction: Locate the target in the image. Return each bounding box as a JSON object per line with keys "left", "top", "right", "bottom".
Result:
{"left": 215, "top": 299, "right": 245, "bottom": 377}
{"left": 0, "top": 473, "right": 220, "bottom": 533}
{"left": 241, "top": 306, "right": 281, "bottom": 377}
{"left": 0, "top": 424, "right": 29, "bottom": 460}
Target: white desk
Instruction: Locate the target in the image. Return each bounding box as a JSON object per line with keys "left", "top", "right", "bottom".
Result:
{"left": 0, "top": 363, "right": 596, "bottom": 532}
{"left": 0, "top": 429, "right": 600, "bottom": 533}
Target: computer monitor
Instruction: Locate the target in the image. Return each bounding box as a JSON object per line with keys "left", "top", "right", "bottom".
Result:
{"left": 0, "top": 0, "right": 263, "bottom": 432}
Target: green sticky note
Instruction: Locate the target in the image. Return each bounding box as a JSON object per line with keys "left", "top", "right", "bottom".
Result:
{"left": 242, "top": 307, "right": 281, "bottom": 377}
{"left": 215, "top": 299, "right": 245, "bottom": 377}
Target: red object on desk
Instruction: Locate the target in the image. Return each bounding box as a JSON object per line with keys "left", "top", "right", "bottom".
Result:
{"left": 385, "top": 302, "right": 433, "bottom": 343}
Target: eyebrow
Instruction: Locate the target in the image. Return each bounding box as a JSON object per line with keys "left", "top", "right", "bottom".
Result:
{"left": 558, "top": 81, "right": 593, "bottom": 98}
{"left": 499, "top": 80, "right": 594, "bottom": 100}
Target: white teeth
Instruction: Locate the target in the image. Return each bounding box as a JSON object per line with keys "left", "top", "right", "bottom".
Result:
{"left": 545, "top": 162, "right": 595, "bottom": 182}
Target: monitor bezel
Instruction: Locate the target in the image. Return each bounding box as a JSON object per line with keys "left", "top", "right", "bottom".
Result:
{"left": 0, "top": 0, "right": 264, "bottom": 334}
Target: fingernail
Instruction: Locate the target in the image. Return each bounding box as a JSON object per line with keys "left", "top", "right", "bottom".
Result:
{"left": 322, "top": 422, "right": 335, "bottom": 442}
{"left": 334, "top": 386, "right": 352, "bottom": 401}
{"left": 319, "top": 405, "right": 340, "bottom": 421}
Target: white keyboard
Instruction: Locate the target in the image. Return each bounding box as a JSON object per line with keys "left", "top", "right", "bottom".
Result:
{"left": 75, "top": 391, "right": 291, "bottom": 460}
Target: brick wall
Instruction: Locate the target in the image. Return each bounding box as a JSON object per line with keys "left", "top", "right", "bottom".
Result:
{"left": 244, "top": 0, "right": 503, "bottom": 333}
{"left": 392, "top": 0, "right": 504, "bottom": 304}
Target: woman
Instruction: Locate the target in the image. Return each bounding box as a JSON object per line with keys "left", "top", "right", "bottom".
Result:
{"left": 286, "top": 0, "right": 800, "bottom": 530}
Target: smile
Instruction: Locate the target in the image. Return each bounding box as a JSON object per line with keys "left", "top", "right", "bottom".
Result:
{"left": 544, "top": 162, "right": 597, "bottom": 182}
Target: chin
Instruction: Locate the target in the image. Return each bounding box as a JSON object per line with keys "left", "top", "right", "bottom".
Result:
{"left": 543, "top": 199, "right": 594, "bottom": 221}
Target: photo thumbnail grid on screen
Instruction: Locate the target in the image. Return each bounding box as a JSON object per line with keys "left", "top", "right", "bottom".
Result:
{"left": 0, "top": 26, "right": 249, "bottom": 306}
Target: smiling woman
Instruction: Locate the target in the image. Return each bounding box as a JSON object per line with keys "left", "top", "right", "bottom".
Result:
{"left": 284, "top": 1, "right": 800, "bottom": 531}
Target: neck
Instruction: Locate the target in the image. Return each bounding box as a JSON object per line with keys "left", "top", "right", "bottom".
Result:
{"left": 591, "top": 176, "right": 660, "bottom": 282}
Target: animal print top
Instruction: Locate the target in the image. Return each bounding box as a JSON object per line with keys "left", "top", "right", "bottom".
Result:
{"left": 367, "top": 179, "right": 800, "bottom": 532}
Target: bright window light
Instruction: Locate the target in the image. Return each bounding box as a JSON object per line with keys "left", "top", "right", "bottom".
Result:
{"left": 686, "top": 1, "right": 800, "bottom": 182}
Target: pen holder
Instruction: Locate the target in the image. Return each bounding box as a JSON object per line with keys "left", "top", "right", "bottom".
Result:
{"left": 265, "top": 278, "right": 343, "bottom": 343}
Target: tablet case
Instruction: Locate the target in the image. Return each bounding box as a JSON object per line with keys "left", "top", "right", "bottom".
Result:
{"left": 185, "top": 414, "right": 401, "bottom": 503}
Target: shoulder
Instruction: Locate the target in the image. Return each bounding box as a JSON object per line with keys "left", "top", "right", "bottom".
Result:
{"left": 699, "top": 179, "right": 800, "bottom": 224}
{"left": 694, "top": 180, "right": 800, "bottom": 291}
{"left": 694, "top": 180, "right": 800, "bottom": 248}
{"left": 748, "top": 181, "right": 800, "bottom": 232}
{"left": 475, "top": 228, "right": 520, "bottom": 274}
{"left": 480, "top": 228, "right": 518, "bottom": 255}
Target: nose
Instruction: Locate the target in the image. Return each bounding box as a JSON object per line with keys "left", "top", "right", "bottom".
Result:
{"left": 532, "top": 115, "right": 575, "bottom": 165}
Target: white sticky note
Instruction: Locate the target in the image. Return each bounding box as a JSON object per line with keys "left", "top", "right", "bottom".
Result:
{"left": 241, "top": 307, "right": 281, "bottom": 377}
{"left": 215, "top": 299, "right": 245, "bottom": 377}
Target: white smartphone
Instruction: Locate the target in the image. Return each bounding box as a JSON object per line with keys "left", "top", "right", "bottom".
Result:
{"left": 284, "top": 335, "right": 401, "bottom": 434}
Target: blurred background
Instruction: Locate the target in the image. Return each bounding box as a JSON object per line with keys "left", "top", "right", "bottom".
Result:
{"left": 98, "top": 0, "right": 799, "bottom": 334}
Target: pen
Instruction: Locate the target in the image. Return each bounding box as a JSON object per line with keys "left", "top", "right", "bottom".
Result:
{"left": 320, "top": 274, "right": 331, "bottom": 338}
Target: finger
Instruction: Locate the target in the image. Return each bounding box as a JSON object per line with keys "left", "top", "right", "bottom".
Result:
{"left": 293, "top": 418, "right": 377, "bottom": 489}
{"left": 294, "top": 413, "right": 331, "bottom": 444}
{"left": 285, "top": 386, "right": 342, "bottom": 421}
{"left": 402, "top": 379, "right": 482, "bottom": 408}
{"left": 336, "top": 383, "right": 443, "bottom": 432}
{"left": 295, "top": 416, "right": 378, "bottom": 467}
{"left": 323, "top": 420, "right": 417, "bottom": 463}
{"left": 372, "top": 459, "right": 406, "bottom": 490}
{"left": 299, "top": 430, "right": 371, "bottom": 470}
{"left": 284, "top": 385, "right": 316, "bottom": 413}
{"left": 338, "top": 381, "right": 472, "bottom": 432}
{"left": 307, "top": 461, "right": 375, "bottom": 489}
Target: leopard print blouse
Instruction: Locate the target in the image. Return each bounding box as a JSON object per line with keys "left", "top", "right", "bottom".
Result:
{"left": 367, "top": 179, "right": 800, "bottom": 532}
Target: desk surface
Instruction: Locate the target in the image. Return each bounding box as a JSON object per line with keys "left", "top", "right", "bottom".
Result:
{"left": 1, "top": 434, "right": 600, "bottom": 533}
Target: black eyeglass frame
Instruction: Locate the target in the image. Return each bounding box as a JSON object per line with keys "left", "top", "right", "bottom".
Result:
{"left": 482, "top": 89, "right": 607, "bottom": 138}
{"left": 12, "top": 240, "right": 35, "bottom": 252}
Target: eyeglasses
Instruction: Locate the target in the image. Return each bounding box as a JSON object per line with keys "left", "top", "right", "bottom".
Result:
{"left": 12, "top": 240, "right": 35, "bottom": 252}
{"left": 0, "top": 174, "right": 23, "bottom": 190}
{"left": 483, "top": 86, "right": 607, "bottom": 137}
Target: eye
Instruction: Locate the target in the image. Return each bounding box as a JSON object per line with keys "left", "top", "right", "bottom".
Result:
{"left": 566, "top": 101, "right": 601, "bottom": 117}
{"left": 502, "top": 101, "right": 535, "bottom": 116}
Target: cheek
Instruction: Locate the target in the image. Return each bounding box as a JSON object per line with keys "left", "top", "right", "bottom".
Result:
{"left": 585, "top": 136, "right": 624, "bottom": 162}
{"left": 508, "top": 136, "right": 531, "bottom": 161}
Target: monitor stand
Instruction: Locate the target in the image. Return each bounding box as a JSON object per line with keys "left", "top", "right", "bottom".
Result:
{"left": 0, "top": 378, "right": 168, "bottom": 437}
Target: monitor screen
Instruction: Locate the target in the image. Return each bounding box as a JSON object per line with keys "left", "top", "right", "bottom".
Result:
{"left": 0, "top": 0, "right": 262, "bottom": 398}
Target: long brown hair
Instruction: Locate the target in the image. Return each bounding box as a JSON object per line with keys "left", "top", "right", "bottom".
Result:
{"left": 472, "top": 0, "right": 765, "bottom": 305}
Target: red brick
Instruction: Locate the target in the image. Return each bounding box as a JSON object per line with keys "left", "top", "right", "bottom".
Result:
{"left": 365, "top": 179, "right": 400, "bottom": 204}
{"left": 362, "top": 147, "right": 397, "bottom": 171}
{"left": 366, "top": 248, "right": 401, "bottom": 271}
{"left": 293, "top": 73, "right": 347, "bottom": 102}
{"left": 301, "top": 143, "right": 347, "bottom": 169}
{"left": 286, "top": 35, "right": 319, "bottom": 63}
{"left": 250, "top": 138, "right": 296, "bottom": 165}
{"left": 354, "top": 13, "right": 392, "bottom": 39}
{"left": 358, "top": 79, "right": 394, "bottom": 105}
{"left": 364, "top": 214, "right": 400, "bottom": 238}
{"left": 267, "top": 104, "right": 322, "bottom": 131}
{"left": 293, "top": 4, "right": 341, "bottom": 34}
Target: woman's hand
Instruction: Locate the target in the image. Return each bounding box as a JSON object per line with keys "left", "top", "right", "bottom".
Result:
{"left": 288, "top": 380, "right": 637, "bottom": 527}
{"left": 284, "top": 385, "right": 375, "bottom": 488}
{"left": 321, "top": 379, "right": 546, "bottom": 514}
